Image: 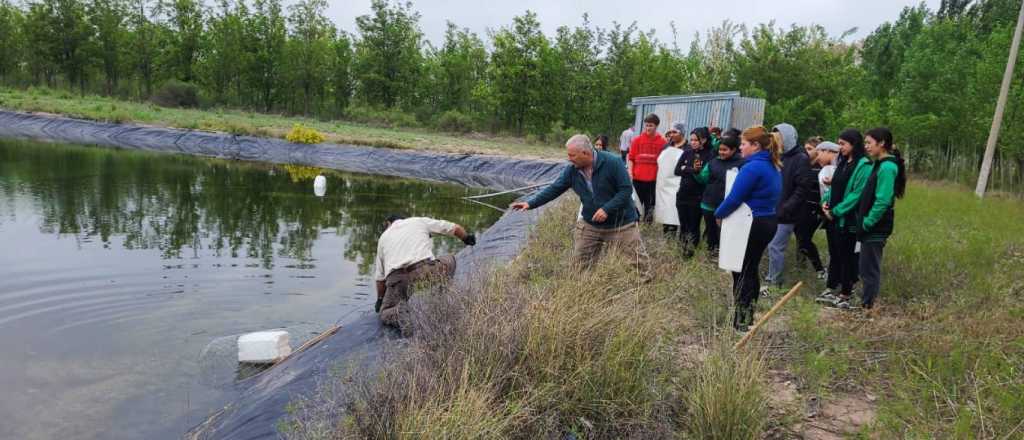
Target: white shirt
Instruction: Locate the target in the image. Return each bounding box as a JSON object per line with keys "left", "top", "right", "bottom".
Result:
{"left": 818, "top": 165, "right": 836, "bottom": 199}
{"left": 620, "top": 128, "right": 634, "bottom": 152}
{"left": 373, "top": 217, "right": 457, "bottom": 281}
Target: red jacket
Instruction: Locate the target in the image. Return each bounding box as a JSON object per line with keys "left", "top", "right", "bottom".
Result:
{"left": 628, "top": 132, "right": 666, "bottom": 182}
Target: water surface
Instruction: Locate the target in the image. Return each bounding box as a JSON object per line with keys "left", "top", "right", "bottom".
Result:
{"left": 0, "top": 139, "right": 513, "bottom": 439}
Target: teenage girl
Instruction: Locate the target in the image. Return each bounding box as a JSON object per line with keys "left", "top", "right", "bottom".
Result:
{"left": 714, "top": 126, "right": 783, "bottom": 331}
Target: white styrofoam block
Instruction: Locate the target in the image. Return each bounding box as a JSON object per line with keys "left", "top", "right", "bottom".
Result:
{"left": 238, "top": 330, "right": 292, "bottom": 364}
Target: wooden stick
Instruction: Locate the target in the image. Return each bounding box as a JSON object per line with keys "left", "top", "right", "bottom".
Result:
{"left": 278, "top": 324, "right": 342, "bottom": 364}
{"left": 734, "top": 281, "right": 803, "bottom": 350}
{"left": 247, "top": 324, "right": 343, "bottom": 381}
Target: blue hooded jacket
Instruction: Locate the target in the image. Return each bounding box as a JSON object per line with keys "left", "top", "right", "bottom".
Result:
{"left": 714, "top": 150, "right": 782, "bottom": 219}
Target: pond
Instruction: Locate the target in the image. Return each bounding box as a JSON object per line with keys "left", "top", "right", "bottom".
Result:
{"left": 0, "top": 139, "right": 515, "bottom": 440}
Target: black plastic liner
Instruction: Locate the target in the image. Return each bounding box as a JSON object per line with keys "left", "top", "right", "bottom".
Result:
{"left": 0, "top": 110, "right": 562, "bottom": 440}
{"left": 0, "top": 110, "right": 562, "bottom": 192}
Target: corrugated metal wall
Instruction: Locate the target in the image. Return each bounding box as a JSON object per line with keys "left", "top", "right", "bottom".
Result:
{"left": 630, "top": 92, "right": 766, "bottom": 135}
{"left": 730, "top": 97, "right": 766, "bottom": 132}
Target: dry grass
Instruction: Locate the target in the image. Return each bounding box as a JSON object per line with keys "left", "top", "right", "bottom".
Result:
{"left": 279, "top": 200, "right": 772, "bottom": 439}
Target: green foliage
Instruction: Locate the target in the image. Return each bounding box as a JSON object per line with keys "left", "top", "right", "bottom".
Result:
{"left": 353, "top": 0, "right": 423, "bottom": 109}
{"left": 343, "top": 104, "right": 419, "bottom": 128}
{"left": 285, "top": 123, "right": 324, "bottom": 144}
{"left": 284, "top": 0, "right": 334, "bottom": 115}
{"left": 435, "top": 109, "right": 475, "bottom": 133}
{"left": 150, "top": 79, "right": 198, "bottom": 107}
{"left": 2, "top": 0, "right": 1024, "bottom": 187}
{"left": 199, "top": 0, "right": 249, "bottom": 106}
{"left": 543, "top": 120, "right": 579, "bottom": 146}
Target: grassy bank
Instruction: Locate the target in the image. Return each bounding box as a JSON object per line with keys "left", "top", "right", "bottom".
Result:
{"left": 774, "top": 180, "right": 1024, "bottom": 438}
{"left": 280, "top": 200, "right": 772, "bottom": 439}
{"left": 279, "top": 180, "right": 1024, "bottom": 439}
{"left": 0, "top": 87, "right": 564, "bottom": 160}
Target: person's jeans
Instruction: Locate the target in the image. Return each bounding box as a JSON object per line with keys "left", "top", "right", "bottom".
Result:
{"left": 572, "top": 221, "right": 650, "bottom": 277}
{"left": 829, "top": 230, "right": 861, "bottom": 296}
{"left": 632, "top": 180, "right": 656, "bottom": 223}
{"left": 794, "top": 215, "right": 824, "bottom": 272}
{"left": 765, "top": 223, "right": 794, "bottom": 286}
{"left": 676, "top": 203, "right": 703, "bottom": 254}
{"left": 732, "top": 216, "right": 778, "bottom": 329}
{"left": 702, "top": 209, "right": 720, "bottom": 253}
{"left": 825, "top": 222, "right": 842, "bottom": 289}
{"left": 380, "top": 255, "right": 456, "bottom": 327}
{"left": 858, "top": 240, "right": 886, "bottom": 308}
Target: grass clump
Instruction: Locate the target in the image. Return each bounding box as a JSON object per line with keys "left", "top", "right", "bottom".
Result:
{"left": 280, "top": 200, "right": 772, "bottom": 439}
{"left": 681, "top": 343, "right": 769, "bottom": 439}
{"left": 286, "top": 124, "right": 326, "bottom": 144}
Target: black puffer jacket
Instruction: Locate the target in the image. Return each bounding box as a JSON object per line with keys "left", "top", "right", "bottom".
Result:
{"left": 777, "top": 146, "right": 812, "bottom": 224}
{"left": 674, "top": 146, "right": 714, "bottom": 206}
{"left": 701, "top": 154, "right": 745, "bottom": 209}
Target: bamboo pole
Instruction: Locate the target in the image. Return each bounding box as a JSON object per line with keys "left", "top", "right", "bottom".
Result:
{"left": 976, "top": 0, "right": 1024, "bottom": 198}
{"left": 734, "top": 281, "right": 803, "bottom": 350}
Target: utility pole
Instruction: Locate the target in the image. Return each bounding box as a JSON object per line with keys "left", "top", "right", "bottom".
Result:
{"left": 976, "top": 0, "right": 1024, "bottom": 198}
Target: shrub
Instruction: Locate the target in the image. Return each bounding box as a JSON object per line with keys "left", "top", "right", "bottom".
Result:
{"left": 435, "top": 110, "right": 476, "bottom": 133}
{"left": 344, "top": 105, "right": 419, "bottom": 128}
{"left": 544, "top": 121, "right": 582, "bottom": 147}
{"left": 150, "top": 80, "right": 199, "bottom": 108}
{"left": 286, "top": 124, "right": 325, "bottom": 144}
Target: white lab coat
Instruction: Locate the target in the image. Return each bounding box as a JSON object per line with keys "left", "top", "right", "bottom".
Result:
{"left": 654, "top": 146, "right": 683, "bottom": 226}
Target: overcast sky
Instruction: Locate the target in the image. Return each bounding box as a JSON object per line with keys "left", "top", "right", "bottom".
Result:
{"left": 320, "top": 0, "right": 942, "bottom": 48}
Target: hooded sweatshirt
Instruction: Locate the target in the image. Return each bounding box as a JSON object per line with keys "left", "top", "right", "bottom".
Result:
{"left": 771, "top": 123, "right": 811, "bottom": 224}
{"left": 628, "top": 131, "right": 666, "bottom": 182}
{"left": 715, "top": 150, "right": 782, "bottom": 219}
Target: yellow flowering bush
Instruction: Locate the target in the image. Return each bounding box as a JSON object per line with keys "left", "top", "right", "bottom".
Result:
{"left": 286, "top": 124, "right": 325, "bottom": 144}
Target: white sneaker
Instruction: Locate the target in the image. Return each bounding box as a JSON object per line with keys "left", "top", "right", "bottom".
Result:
{"left": 815, "top": 289, "right": 839, "bottom": 305}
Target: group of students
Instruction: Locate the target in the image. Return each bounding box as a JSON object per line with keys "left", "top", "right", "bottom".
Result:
{"left": 615, "top": 114, "right": 907, "bottom": 331}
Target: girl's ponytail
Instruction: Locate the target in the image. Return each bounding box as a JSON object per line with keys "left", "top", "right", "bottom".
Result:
{"left": 892, "top": 148, "right": 907, "bottom": 199}
{"left": 769, "top": 131, "right": 784, "bottom": 170}
{"left": 740, "top": 125, "right": 784, "bottom": 169}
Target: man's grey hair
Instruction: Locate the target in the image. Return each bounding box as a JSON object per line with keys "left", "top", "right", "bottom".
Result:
{"left": 566, "top": 134, "right": 593, "bottom": 153}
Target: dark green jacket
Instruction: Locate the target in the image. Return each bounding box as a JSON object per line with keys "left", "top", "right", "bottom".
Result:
{"left": 527, "top": 150, "right": 638, "bottom": 228}
{"left": 830, "top": 157, "right": 872, "bottom": 232}
{"left": 857, "top": 156, "right": 900, "bottom": 242}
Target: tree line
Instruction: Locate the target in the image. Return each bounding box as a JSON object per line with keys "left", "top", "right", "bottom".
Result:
{"left": 0, "top": 0, "right": 1023, "bottom": 171}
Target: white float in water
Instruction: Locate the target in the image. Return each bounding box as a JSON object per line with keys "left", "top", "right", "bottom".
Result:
{"left": 313, "top": 174, "right": 327, "bottom": 197}
{"left": 237, "top": 330, "right": 292, "bottom": 364}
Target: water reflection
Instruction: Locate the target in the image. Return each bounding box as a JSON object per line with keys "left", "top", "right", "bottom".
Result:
{"left": 0, "top": 140, "right": 509, "bottom": 273}
{"left": 0, "top": 139, "right": 514, "bottom": 440}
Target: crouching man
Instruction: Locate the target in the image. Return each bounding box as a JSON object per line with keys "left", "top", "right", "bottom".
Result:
{"left": 373, "top": 214, "right": 476, "bottom": 327}
{"left": 510, "top": 135, "right": 650, "bottom": 276}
